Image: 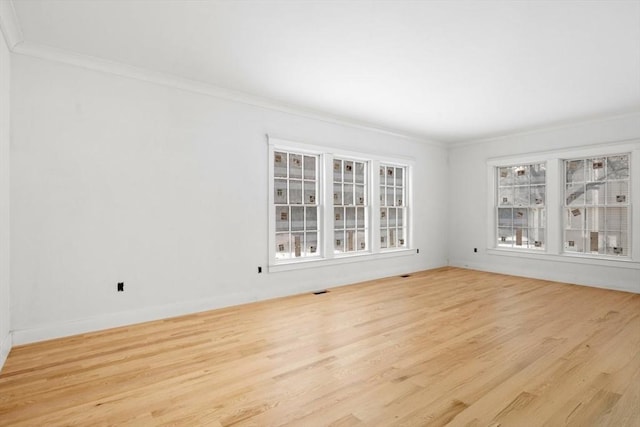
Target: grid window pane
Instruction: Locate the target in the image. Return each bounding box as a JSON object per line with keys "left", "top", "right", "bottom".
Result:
{"left": 563, "top": 154, "right": 630, "bottom": 257}
{"left": 334, "top": 158, "right": 369, "bottom": 253}
{"left": 380, "top": 164, "right": 407, "bottom": 250}
{"left": 495, "top": 163, "right": 546, "bottom": 250}
{"left": 273, "top": 150, "right": 320, "bottom": 260}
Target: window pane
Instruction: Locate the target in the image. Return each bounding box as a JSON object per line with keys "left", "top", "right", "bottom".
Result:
{"left": 344, "top": 161, "right": 354, "bottom": 183}
{"left": 607, "top": 155, "right": 629, "bottom": 179}
{"left": 605, "top": 207, "right": 627, "bottom": 231}
{"left": 333, "top": 159, "right": 342, "bottom": 182}
{"left": 292, "top": 233, "right": 304, "bottom": 257}
{"left": 530, "top": 185, "right": 545, "bottom": 206}
{"left": 304, "top": 155, "right": 316, "bottom": 180}
{"left": 289, "top": 154, "right": 302, "bottom": 179}
{"left": 334, "top": 207, "right": 344, "bottom": 229}
{"left": 514, "top": 187, "right": 529, "bottom": 206}
{"left": 304, "top": 181, "right": 316, "bottom": 205}
{"left": 565, "top": 230, "right": 583, "bottom": 252}
{"left": 395, "top": 167, "right": 403, "bottom": 186}
{"left": 530, "top": 164, "right": 546, "bottom": 185}
{"left": 333, "top": 183, "right": 342, "bottom": 205}
{"left": 334, "top": 231, "right": 344, "bottom": 253}
{"left": 356, "top": 207, "right": 365, "bottom": 229}
{"left": 607, "top": 181, "right": 628, "bottom": 205}
{"left": 306, "top": 232, "right": 318, "bottom": 256}
{"left": 499, "top": 187, "right": 513, "bottom": 206}
{"left": 585, "top": 182, "right": 605, "bottom": 205}
{"left": 586, "top": 158, "right": 606, "bottom": 182}
{"left": 355, "top": 185, "right": 365, "bottom": 205}
{"left": 565, "top": 184, "right": 585, "bottom": 206}
{"left": 397, "top": 229, "right": 405, "bottom": 247}
{"left": 306, "top": 207, "right": 317, "bottom": 231}
{"left": 345, "top": 207, "right": 356, "bottom": 228}
{"left": 274, "top": 179, "right": 287, "bottom": 204}
{"left": 386, "top": 187, "right": 394, "bottom": 206}
{"left": 498, "top": 228, "right": 512, "bottom": 247}
{"left": 380, "top": 230, "right": 388, "bottom": 248}
{"left": 380, "top": 208, "right": 388, "bottom": 227}
{"left": 275, "top": 233, "right": 290, "bottom": 259}
{"left": 346, "top": 230, "right": 356, "bottom": 252}
{"left": 513, "top": 209, "right": 528, "bottom": 228}
{"left": 498, "top": 167, "right": 513, "bottom": 186}
{"left": 355, "top": 162, "right": 365, "bottom": 184}
{"left": 344, "top": 184, "right": 354, "bottom": 205}
{"left": 276, "top": 206, "right": 289, "bottom": 232}
{"left": 291, "top": 206, "right": 304, "bottom": 231}
{"left": 397, "top": 208, "right": 404, "bottom": 227}
{"left": 514, "top": 165, "right": 529, "bottom": 185}
{"left": 274, "top": 152, "right": 288, "bottom": 177}
{"left": 389, "top": 228, "right": 397, "bottom": 248}
{"left": 565, "top": 208, "right": 584, "bottom": 230}
{"left": 357, "top": 230, "right": 366, "bottom": 251}
{"left": 396, "top": 187, "right": 404, "bottom": 206}
{"left": 389, "top": 208, "right": 397, "bottom": 227}
{"left": 498, "top": 208, "right": 513, "bottom": 227}
{"left": 289, "top": 180, "right": 302, "bottom": 204}
{"left": 566, "top": 160, "right": 585, "bottom": 183}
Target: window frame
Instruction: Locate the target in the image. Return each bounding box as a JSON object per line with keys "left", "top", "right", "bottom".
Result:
{"left": 486, "top": 141, "right": 640, "bottom": 268}
{"left": 495, "top": 162, "right": 547, "bottom": 251}
{"left": 562, "top": 153, "right": 631, "bottom": 258}
{"left": 268, "top": 136, "right": 415, "bottom": 272}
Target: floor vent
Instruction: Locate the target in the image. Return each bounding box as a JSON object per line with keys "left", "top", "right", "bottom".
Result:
{"left": 400, "top": 274, "right": 411, "bottom": 278}
{"left": 313, "top": 290, "right": 329, "bottom": 295}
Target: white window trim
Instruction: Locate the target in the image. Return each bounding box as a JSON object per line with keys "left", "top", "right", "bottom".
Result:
{"left": 486, "top": 139, "right": 640, "bottom": 268}
{"left": 268, "top": 135, "right": 416, "bottom": 272}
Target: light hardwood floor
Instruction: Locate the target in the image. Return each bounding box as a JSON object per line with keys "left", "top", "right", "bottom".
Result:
{"left": 0, "top": 267, "right": 638, "bottom": 426}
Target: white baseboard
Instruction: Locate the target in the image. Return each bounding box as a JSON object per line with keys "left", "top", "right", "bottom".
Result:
{"left": 11, "top": 291, "right": 263, "bottom": 346}
{"left": 0, "top": 332, "right": 11, "bottom": 372}
{"left": 448, "top": 259, "right": 640, "bottom": 294}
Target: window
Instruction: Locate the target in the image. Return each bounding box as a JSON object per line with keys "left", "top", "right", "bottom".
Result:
{"left": 380, "top": 165, "right": 407, "bottom": 249}
{"left": 564, "top": 154, "right": 630, "bottom": 256}
{"left": 269, "top": 137, "right": 413, "bottom": 269}
{"left": 496, "top": 163, "right": 546, "bottom": 249}
{"left": 273, "top": 150, "right": 320, "bottom": 260}
{"left": 333, "top": 158, "right": 368, "bottom": 253}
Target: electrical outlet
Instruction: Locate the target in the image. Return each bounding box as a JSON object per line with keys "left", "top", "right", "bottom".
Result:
{"left": 258, "top": 266, "right": 262, "bottom": 273}
{"left": 474, "top": 248, "right": 478, "bottom": 253}
{"left": 117, "top": 282, "right": 124, "bottom": 292}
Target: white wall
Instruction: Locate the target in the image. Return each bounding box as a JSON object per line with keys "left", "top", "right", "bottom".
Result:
{"left": 10, "top": 54, "right": 449, "bottom": 344}
{"left": 448, "top": 114, "right": 640, "bottom": 292}
{"left": 0, "top": 28, "right": 11, "bottom": 369}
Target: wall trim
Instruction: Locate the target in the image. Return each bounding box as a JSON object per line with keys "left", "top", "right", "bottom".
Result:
{"left": 11, "top": 291, "right": 262, "bottom": 345}
{"left": 0, "top": 332, "right": 11, "bottom": 372}
{"left": 449, "top": 259, "right": 640, "bottom": 294}
{"left": 449, "top": 111, "right": 640, "bottom": 149}
{"left": 10, "top": 40, "right": 444, "bottom": 149}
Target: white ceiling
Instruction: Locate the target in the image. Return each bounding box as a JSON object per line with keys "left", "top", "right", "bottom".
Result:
{"left": 5, "top": 0, "right": 640, "bottom": 142}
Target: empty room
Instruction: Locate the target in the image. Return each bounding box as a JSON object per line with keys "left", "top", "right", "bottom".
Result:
{"left": 0, "top": 0, "right": 639, "bottom": 425}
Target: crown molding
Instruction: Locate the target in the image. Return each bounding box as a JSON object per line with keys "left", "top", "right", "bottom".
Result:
{"left": 0, "top": 0, "right": 22, "bottom": 49}
{"left": 448, "top": 110, "right": 640, "bottom": 149}
{"left": 11, "top": 39, "right": 445, "bottom": 148}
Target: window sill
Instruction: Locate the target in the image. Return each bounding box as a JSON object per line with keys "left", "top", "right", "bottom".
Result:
{"left": 269, "top": 248, "right": 417, "bottom": 272}
{"left": 487, "top": 248, "right": 639, "bottom": 269}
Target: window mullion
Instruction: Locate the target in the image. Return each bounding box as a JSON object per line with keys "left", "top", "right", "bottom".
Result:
{"left": 323, "top": 153, "right": 335, "bottom": 259}
{"left": 371, "top": 159, "right": 381, "bottom": 253}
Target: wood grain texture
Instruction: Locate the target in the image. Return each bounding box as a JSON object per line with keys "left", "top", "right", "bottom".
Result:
{"left": 0, "top": 267, "right": 638, "bottom": 426}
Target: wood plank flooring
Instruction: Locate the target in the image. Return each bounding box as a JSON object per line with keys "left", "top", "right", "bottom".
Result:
{"left": 0, "top": 267, "right": 638, "bottom": 426}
